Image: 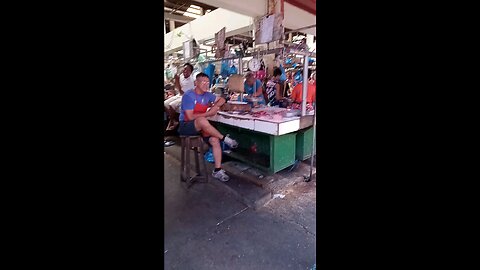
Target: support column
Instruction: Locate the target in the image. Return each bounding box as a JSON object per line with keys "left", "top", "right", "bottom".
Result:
{"left": 238, "top": 57, "right": 243, "bottom": 75}
{"left": 301, "top": 54, "right": 308, "bottom": 116}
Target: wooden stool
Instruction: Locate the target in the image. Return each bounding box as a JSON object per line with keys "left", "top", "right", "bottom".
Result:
{"left": 180, "top": 136, "right": 209, "bottom": 186}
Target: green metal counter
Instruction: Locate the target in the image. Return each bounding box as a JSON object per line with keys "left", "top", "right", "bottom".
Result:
{"left": 209, "top": 112, "right": 314, "bottom": 174}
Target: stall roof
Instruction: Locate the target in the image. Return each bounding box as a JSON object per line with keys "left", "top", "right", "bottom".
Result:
{"left": 284, "top": 0, "right": 316, "bottom": 16}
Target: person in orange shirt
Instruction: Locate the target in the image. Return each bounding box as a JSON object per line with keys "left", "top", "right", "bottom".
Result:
{"left": 290, "top": 70, "right": 316, "bottom": 108}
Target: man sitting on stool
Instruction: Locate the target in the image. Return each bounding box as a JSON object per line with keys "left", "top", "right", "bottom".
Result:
{"left": 165, "top": 63, "right": 195, "bottom": 131}
{"left": 178, "top": 72, "right": 238, "bottom": 182}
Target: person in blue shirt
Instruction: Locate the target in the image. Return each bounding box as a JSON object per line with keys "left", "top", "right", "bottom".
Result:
{"left": 244, "top": 72, "right": 266, "bottom": 105}
{"left": 179, "top": 73, "right": 239, "bottom": 182}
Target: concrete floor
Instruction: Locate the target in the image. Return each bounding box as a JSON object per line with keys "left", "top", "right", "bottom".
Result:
{"left": 164, "top": 152, "right": 316, "bottom": 270}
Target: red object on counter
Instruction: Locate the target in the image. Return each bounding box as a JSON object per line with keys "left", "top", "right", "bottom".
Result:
{"left": 250, "top": 143, "right": 257, "bottom": 153}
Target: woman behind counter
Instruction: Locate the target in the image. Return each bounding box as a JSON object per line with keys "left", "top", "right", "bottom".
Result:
{"left": 243, "top": 72, "right": 266, "bottom": 106}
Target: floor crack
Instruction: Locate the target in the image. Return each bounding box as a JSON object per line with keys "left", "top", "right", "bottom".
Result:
{"left": 289, "top": 219, "right": 316, "bottom": 237}
{"left": 276, "top": 213, "right": 316, "bottom": 237}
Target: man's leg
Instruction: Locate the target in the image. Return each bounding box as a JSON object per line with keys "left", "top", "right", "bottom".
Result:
{"left": 194, "top": 117, "right": 224, "bottom": 139}
{"left": 164, "top": 97, "right": 174, "bottom": 125}
{"left": 168, "top": 98, "right": 182, "bottom": 129}
{"left": 165, "top": 107, "right": 175, "bottom": 130}
{"left": 194, "top": 117, "right": 238, "bottom": 149}
{"left": 209, "top": 137, "right": 222, "bottom": 169}
{"left": 165, "top": 96, "right": 180, "bottom": 130}
{"left": 209, "top": 136, "right": 230, "bottom": 182}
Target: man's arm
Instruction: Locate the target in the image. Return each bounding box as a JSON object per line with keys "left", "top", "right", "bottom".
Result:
{"left": 254, "top": 86, "right": 264, "bottom": 97}
{"left": 184, "top": 107, "right": 218, "bottom": 121}
{"left": 254, "top": 81, "right": 264, "bottom": 97}
{"left": 275, "top": 83, "right": 283, "bottom": 100}
{"left": 174, "top": 74, "right": 184, "bottom": 95}
{"left": 212, "top": 96, "right": 226, "bottom": 108}
{"left": 184, "top": 96, "right": 225, "bottom": 121}
{"left": 290, "top": 86, "right": 297, "bottom": 102}
{"left": 248, "top": 80, "right": 263, "bottom": 97}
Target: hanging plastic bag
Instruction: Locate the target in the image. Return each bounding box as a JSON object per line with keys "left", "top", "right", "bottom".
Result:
{"left": 294, "top": 70, "right": 303, "bottom": 82}
{"left": 197, "top": 54, "right": 206, "bottom": 63}
{"left": 221, "top": 60, "right": 230, "bottom": 77}
{"left": 204, "top": 148, "right": 214, "bottom": 163}
{"left": 204, "top": 63, "right": 215, "bottom": 87}
{"left": 255, "top": 70, "right": 266, "bottom": 80}
{"left": 165, "top": 68, "right": 173, "bottom": 80}
{"left": 194, "top": 63, "right": 203, "bottom": 73}
{"left": 255, "top": 63, "right": 266, "bottom": 80}
{"left": 229, "top": 64, "right": 238, "bottom": 74}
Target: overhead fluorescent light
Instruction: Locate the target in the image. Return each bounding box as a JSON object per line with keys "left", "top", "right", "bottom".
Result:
{"left": 183, "top": 4, "right": 201, "bottom": 19}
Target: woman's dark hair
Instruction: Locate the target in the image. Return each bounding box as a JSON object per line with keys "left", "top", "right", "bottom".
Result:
{"left": 184, "top": 63, "right": 194, "bottom": 72}
{"left": 273, "top": 67, "right": 282, "bottom": 77}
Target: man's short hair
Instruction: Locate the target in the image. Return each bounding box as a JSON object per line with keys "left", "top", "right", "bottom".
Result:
{"left": 184, "top": 63, "right": 194, "bottom": 72}
{"left": 196, "top": 72, "right": 209, "bottom": 79}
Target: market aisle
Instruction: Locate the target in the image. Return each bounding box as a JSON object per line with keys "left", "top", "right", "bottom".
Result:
{"left": 164, "top": 153, "right": 316, "bottom": 270}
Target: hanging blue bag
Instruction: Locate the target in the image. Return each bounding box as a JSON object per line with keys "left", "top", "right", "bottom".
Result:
{"left": 229, "top": 64, "right": 238, "bottom": 74}
{"left": 294, "top": 69, "right": 303, "bottom": 82}
{"left": 221, "top": 60, "right": 230, "bottom": 77}
{"left": 204, "top": 148, "right": 215, "bottom": 163}
{"left": 204, "top": 63, "right": 215, "bottom": 87}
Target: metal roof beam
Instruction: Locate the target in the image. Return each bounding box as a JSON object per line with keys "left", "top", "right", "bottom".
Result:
{"left": 163, "top": 12, "right": 195, "bottom": 23}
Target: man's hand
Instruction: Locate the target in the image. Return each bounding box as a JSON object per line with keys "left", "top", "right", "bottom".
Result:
{"left": 208, "top": 106, "right": 220, "bottom": 116}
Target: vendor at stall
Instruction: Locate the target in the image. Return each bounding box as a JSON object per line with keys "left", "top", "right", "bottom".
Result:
{"left": 265, "top": 67, "right": 284, "bottom": 107}
{"left": 244, "top": 72, "right": 266, "bottom": 106}
{"left": 179, "top": 72, "right": 239, "bottom": 182}
{"left": 289, "top": 69, "right": 316, "bottom": 110}
{"left": 164, "top": 63, "right": 195, "bottom": 131}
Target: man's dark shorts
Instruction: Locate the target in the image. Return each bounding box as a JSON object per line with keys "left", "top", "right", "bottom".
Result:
{"left": 178, "top": 121, "right": 200, "bottom": 136}
{"left": 178, "top": 121, "right": 213, "bottom": 146}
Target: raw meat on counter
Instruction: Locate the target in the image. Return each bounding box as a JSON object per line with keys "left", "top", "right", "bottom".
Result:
{"left": 288, "top": 103, "right": 314, "bottom": 111}
{"left": 220, "top": 103, "right": 252, "bottom": 112}
{"left": 249, "top": 109, "right": 285, "bottom": 120}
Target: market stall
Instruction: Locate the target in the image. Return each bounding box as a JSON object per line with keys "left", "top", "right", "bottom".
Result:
{"left": 164, "top": 0, "right": 317, "bottom": 175}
